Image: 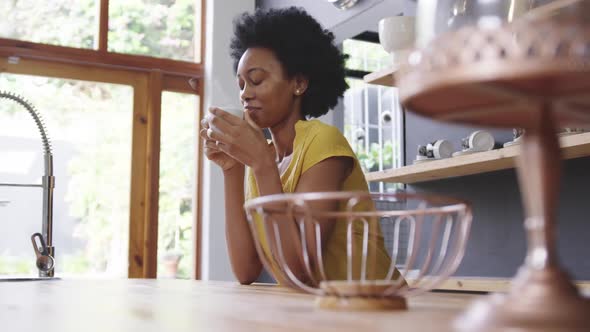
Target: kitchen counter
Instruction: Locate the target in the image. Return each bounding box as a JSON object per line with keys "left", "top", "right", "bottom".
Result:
{"left": 0, "top": 279, "right": 481, "bottom": 332}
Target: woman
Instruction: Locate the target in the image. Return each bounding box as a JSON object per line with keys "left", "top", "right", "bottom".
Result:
{"left": 200, "top": 7, "right": 395, "bottom": 285}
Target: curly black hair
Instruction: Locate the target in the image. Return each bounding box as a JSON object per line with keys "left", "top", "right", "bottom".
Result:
{"left": 230, "top": 7, "right": 349, "bottom": 118}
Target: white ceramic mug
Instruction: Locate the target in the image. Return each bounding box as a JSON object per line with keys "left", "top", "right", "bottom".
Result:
{"left": 378, "top": 16, "right": 415, "bottom": 57}
{"left": 209, "top": 105, "right": 243, "bottom": 118}
{"left": 206, "top": 106, "right": 243, "bottom": 138}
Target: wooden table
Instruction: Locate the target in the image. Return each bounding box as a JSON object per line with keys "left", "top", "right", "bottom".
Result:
{"left": 0, "top": 279, "right": 481, "bottom": 332}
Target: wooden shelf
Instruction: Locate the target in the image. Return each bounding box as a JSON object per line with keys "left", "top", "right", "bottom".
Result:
{"left": 363, "top": 65, "right": 397, "bottom": 87}
{"left": 366, "top": 132, "right": 590, "bottom": 184}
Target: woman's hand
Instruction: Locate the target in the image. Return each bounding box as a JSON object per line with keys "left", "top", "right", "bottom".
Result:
{"left": 200, "top": 114, "right": 240, "bottom": 172}
{"left": 205, "top": 107, "right": 274, "bottom": 172}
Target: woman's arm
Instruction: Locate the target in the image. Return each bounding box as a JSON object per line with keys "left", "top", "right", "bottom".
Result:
{"left": 223, "top": 165, "right": 263, "bottom": 285}
{"left": 292, "top": 156, "right": 353, "bottom": 263}
{"left": 252, "top": 155, "right": 352, "bottom": 283}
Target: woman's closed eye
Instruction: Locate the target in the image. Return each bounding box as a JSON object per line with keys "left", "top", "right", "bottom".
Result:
{"left": 238, "top": 67, "right": 267, "bottom": 89}
{"left": 247, "top": 69, "right": 266, "bottom": 84}
{"left": 248, "top": 73, "right": 264, "bottom": 86}
{"left": 238, "top": 78, "right": 263, "bottom": 91}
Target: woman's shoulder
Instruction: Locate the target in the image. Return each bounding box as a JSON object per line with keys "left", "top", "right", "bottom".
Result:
{"left": 295, "top": 119, "right": 355, "bottom": 163}
{"left": 297, "top": 119, "right": 347, "bottom": 143}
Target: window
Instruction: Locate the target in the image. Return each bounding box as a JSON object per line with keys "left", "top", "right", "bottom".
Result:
{"left": 0, "top": 0, "right": 205, "bottom": 279}
{"left": 109, "top": 0, "right": 201, "bottom": 62}
{"left": 341, "top": 34, "right": 407, "bottom": 263}
{"left": 0, "top": 0, "right": 97, "bottom": 49}
{"left": 157, "top": 92, "right": 199, "bottom": 279}
{"left": 343, "top": 38, "right": 391, "bottom": 73}
{"left": 342, "top": 34, "right": 404, "bottom": 194}
{"left": 0, "top": 73, "right": 132, "bottom": 277}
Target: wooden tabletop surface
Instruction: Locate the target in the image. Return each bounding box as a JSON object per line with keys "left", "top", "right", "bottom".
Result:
{"left": 0, "top": 279, "right": 482, "bottom": 332}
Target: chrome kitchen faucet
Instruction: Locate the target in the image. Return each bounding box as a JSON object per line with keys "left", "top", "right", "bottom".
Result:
{"left": 0, "top": 91, "right": 55, "bottom": 277}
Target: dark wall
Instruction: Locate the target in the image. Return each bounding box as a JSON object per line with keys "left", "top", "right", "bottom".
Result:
{"left": 405, "top": 112, "right": 590, "bottom": 280}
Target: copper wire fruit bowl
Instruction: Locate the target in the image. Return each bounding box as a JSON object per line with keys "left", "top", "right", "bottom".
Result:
{"left": 244, "top": 191, "right": 472, "bottom": 310}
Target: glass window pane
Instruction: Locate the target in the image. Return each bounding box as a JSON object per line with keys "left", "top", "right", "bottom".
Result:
{"left": 157, "top": 91, "right": 198, "bottom": 279}
{"left": 0, "top": 73, "right": 132, "bottom": 278}
{"left": 108, "top": 0, "right": 201, "bottom": 62}
{"left": 343, "top": 39, "right": 390, "bottom": 72}
{"left": 342, "top": 76, "right": 404, "bottom": 193}
{"left": 0, "top": 0, "right": 97, "bottom": 49}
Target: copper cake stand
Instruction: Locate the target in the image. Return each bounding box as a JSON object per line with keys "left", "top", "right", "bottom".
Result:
{"left": 398, "top": 8, "right": 590, "bottom": 332}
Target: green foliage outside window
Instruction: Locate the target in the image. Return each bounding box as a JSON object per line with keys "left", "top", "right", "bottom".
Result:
{"left": 356, "top": 141, "right": 396, "bottom": 173}
{"left": 109, "top": 0, "right": 197, "bottom": 61}
{"left": 0, "top": 0, "right": 197, "bottom": 61}
{"left": 0, "top": 0, "right": 96, "bottom": 48}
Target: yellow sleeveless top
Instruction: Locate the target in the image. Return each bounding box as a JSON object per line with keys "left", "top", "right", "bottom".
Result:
{"left": 245, "top": 120, "right": 394, "bottom": 283}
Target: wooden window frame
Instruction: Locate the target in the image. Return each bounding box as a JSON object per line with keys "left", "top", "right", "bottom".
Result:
{"left": 0, "top": 0, "right": 206, "bottom": 279}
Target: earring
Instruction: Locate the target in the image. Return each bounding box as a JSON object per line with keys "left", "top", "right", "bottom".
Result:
{"left": 296, "top": 89, "right": 302, "bottom": 95}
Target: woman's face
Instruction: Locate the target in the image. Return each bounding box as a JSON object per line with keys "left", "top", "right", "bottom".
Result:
{"left": 237, "top": 47, "right": 303, "bottom": 129}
